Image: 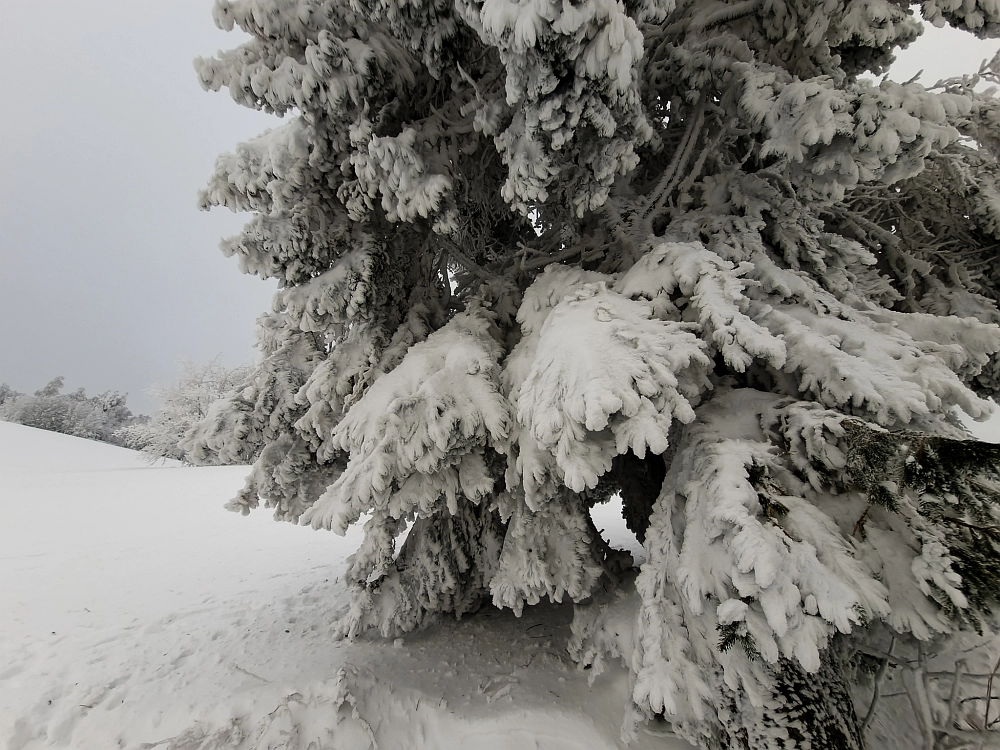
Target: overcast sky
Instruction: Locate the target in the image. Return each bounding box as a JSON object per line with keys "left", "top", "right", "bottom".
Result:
{"left": 2, "top": 1, "right": 275, "bottom": 414}
{"left": 2, "top": 4, "right": 999, "bottom": 419}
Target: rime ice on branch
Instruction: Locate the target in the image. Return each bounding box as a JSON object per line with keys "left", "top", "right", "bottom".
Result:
{"left": 191, "top": 0, "right": 1000, "bottom": 746}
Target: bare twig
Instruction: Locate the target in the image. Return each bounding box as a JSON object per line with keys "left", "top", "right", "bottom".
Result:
{"left": 917, "top": 644, "right": 937, "bottom": 750}
{"left": 961, "top": 694, "right": 1000, "bottom": 703}
{"left": 232, "top": 663, "right": 270, "bottom": 683}
{"left": 901, "top": 643, "right": 936, "bottom": 750}
{"left": 903, "top": 666, "right": 929, "bottom": 750}
{"left": 852, "top": 505, "right": 871, "bottom": 537}
{"left": 862, "top": 637, "right": 895, "bottom": 735}
{"left": 947, "top": 658, "right": 967, "bottom": 731}
{"left": 929, "top": 725, "right": 1000, "bottom": 743}
{"left": 985, "top": 653, "right": 1000, "bottom": 729}
{"left": 854, "top": 645, "right": 913, "bottom": 670}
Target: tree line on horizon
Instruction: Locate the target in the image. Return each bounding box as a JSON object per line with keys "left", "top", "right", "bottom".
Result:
{"left": 0, "top": 359, "right": 253, "bottom": 465}
{"left": 0, "top": 376, "right": 142, "bottom": 448}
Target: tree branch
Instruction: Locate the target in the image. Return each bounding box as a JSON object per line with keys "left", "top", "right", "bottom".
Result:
{"left": 518, "top": 244, "right": 583, "bottom": 272}
{"left": 854, "top": 645, "right": 912, "bottom": 670}
{"left": 643, "top": 93, "right": 707, "bottom": 223}
{"left": 862, "top": 637, "right": 894, "bottom": 735}
{"left": 946, "top": 658, "right": 967, "bottom": 731}
{"left": 676, "top": 126, "right": 725, "bottom": 210}
{"left": 442, "top": 240, "right": 496, "bottom": 282}
{"left": 985, "top": 653, "right": 1000, "bottom": 729}
{"left": 691, "top": 0, "right": 763, "bottom": 31}
{"left": 928, "top": 724, "right": 999, "bottom": 743}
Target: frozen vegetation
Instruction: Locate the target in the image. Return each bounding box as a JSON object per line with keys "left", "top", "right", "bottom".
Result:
{"left": 115, "top": 359, "right": 254, "bottom": 464}
{"left": 0, "top": 377, "right": 142, "bottom": 448}
{"left": 174, "top": 0, "right": 1000, "bottom": 745}
{"left": 10, "top": 0, "right": 1000, "bottom": 746}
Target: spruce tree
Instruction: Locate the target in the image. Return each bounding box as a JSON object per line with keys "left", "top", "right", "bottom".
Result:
{"left": 190, "top": 0, "right": 1000, "bottom": 746}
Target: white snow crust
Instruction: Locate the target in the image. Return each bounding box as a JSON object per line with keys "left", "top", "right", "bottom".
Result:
{"left": 0, "top": 421, "right": 678, "bottom": 750}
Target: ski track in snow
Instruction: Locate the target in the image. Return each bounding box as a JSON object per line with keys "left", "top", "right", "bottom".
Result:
{"left": 0, "top": 421, "right": 679, "bottom": 749}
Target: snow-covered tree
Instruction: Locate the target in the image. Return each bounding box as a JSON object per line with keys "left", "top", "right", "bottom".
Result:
{"left": 0, "top": 377, "right": 141, "bottom": 446}
{"left": 0, "top": 383, "right": 21, "bottom": 409}
{"left": 192, "top": 1, "right": 1000, "bottom": 746}
{"left": 116, "top": 358, "right": 253, "bottom": 464}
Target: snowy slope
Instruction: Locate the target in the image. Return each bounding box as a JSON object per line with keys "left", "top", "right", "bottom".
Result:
{"left": 0, "top": 420, "right": 353, "bottom": 641}
{"left": 0, "top": 421, "right": 675, "bottom": 750}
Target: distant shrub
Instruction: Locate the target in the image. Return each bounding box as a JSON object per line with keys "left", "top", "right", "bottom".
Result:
{"left": 115, "top": 359, "right": 252, "bottom": 464}
{"left": 0, "top": 376, "right": 143, "bottom": 446}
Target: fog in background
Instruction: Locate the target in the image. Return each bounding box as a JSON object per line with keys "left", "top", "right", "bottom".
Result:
{"left": 2, "top": 1, "right": 275, "bottom": 414}
{"left": 2, "top": 4, "right": 999, "bottom": 427}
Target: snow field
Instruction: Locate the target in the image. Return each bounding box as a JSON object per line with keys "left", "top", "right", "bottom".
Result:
{"left": 0, "top": 421, "right": 676, "bottom": 749}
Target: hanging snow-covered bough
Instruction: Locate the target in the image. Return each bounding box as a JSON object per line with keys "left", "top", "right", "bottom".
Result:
{"left": 191, "top": 0, "right": 1000, "bottom": 746}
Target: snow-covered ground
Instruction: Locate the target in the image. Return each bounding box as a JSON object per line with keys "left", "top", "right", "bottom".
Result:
{"left": 0, "top": 421, "right": 675, "bottom": 749}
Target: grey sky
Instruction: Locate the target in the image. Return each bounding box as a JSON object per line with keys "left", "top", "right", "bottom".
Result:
{"left": 2, "top": 1, "right": 275, "bottom": 414}
{"left": 1, "top": 4, "right": 999, "bottom": 419}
